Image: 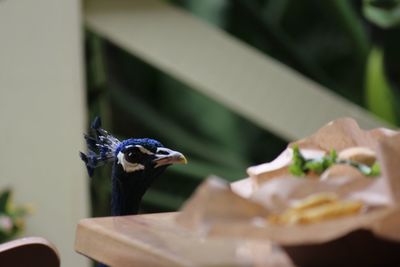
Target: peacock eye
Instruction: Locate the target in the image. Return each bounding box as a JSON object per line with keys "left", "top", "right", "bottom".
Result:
{"left": 124, "top": 151, "right": 138, "bottom": 163}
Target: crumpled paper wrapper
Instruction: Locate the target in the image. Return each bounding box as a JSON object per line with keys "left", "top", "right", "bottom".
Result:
{"left": 176, "top": 118, "right": 400, "bottom": 246}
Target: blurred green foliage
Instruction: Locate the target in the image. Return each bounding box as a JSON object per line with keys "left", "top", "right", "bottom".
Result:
{"left": 84, "top": 0, "right": 400, "bottom": 216}
{"left": 0, "top": 189, "right": 31, "bottom": 243}
{"left": 363, "top": 0, "right": 400, "bottom": 28}
{"left": 365, "top": 47, "right": 397, "bottom": 123}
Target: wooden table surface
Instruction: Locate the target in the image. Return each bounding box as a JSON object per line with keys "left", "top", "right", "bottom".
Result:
{"left": 74, "top": 212, "right": 294, "bottom": 267}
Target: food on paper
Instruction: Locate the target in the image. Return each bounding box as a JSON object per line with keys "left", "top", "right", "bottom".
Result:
{"left": 177, "top": 117, "right": 400, "bottom": 253}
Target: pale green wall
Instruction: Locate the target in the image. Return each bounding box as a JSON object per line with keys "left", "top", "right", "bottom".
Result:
{"left": 0, "top": 1, "right": 89, "bottom": 266}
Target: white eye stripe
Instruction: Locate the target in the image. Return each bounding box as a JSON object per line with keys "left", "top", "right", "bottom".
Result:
{"left": 135, "top": 145, "right": 154, "bottom": 155}
{"left": 117, "top": 151, "right": 145, "bottom": 173}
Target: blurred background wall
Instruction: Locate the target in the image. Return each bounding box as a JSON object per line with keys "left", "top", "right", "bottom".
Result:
{"left": 0, "top": 0, "right": 399, "bottom": 266}
{"left": 0, "top": 1, "right": 89, "bottom": 266}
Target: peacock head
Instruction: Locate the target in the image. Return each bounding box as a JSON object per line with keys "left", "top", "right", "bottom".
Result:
{"left": 80, "top": 117, "right": 187, "bottom": 177}
{"left": 115, "top": 138, "right": 187, "bottom": 173}
{"left": 80, "top": 117, "right": 187, "bottom": 216}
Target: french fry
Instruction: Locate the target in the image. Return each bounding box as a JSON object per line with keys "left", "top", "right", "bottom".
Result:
{"left": 268, "top": 192, "right": 363, "bottom": 225}
{"left": 292, "top": 201, "right": 363, "bottom": 224}
{"left": 291, "top": 193, "right": 338, "bottom": 211}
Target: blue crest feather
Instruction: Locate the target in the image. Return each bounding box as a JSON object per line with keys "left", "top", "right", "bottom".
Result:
{"left": 80, "top": 117, "right": 121, "bottom": 176}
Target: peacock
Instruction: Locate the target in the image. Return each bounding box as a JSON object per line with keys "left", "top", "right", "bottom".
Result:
{"left": 80, "top": 117, "right": 187, "bottom": 216}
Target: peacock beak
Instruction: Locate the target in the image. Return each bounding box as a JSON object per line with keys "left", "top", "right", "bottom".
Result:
{"left": 153, "top": 148, "right": 187, "bottom": 168}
